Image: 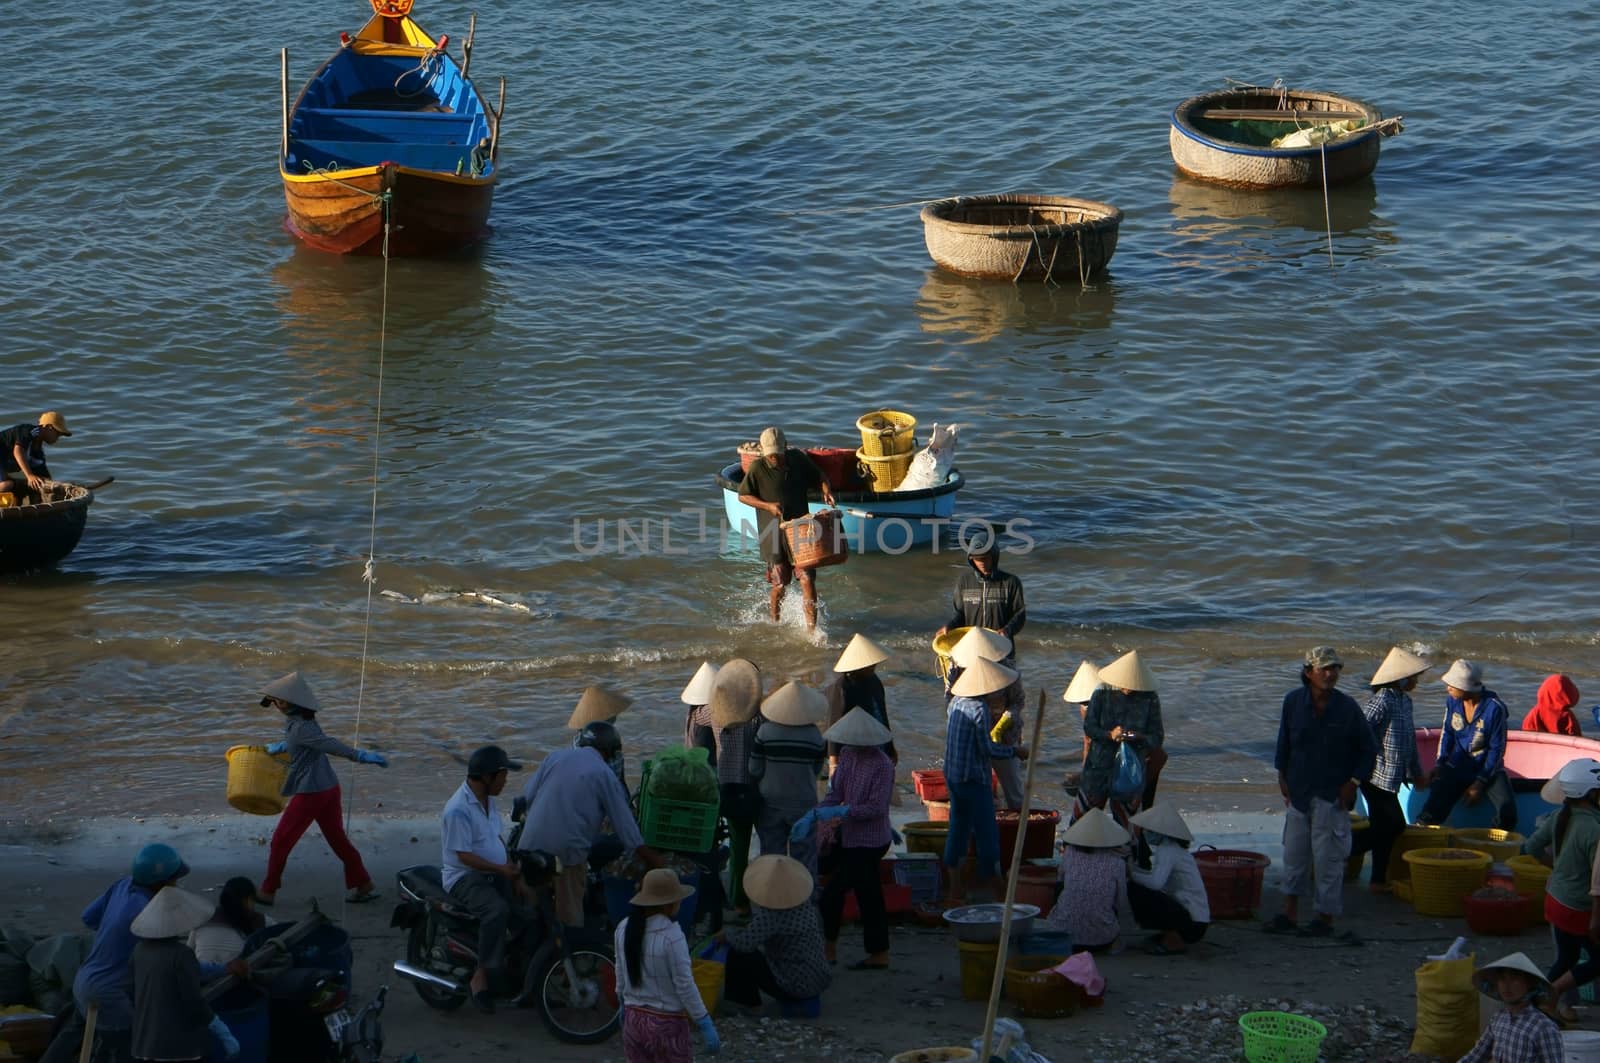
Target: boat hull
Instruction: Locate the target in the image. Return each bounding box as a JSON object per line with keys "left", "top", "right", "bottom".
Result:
{"left": 716, "top": 463, "right": 962, "bottom": 553}
{"left": 281, "top": 163, "right": 494, "bottom": 255}
{"left": 1396, "top": 727, "right": 1600, "bottom": 829}
{"left": 0, "top": 482, "right": 94, "bottom": 572}
{"left": 1169, "top": 87, "right": 1384, "bottom": 189}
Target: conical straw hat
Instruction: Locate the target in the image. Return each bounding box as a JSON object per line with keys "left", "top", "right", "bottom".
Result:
{"left": 1130, "top": 802, "right": 1193, "bottom": 843}
{"left": 742, "top": 854, "right": 813, "bottom": 910}
{"left": 1098, "top": 650, "right": 1156, "bottom": 693}
{"left": 131, "top": 887, "right": 215, "bottom": 939}
{"left": 949, "top": 627, "right": 1012, "bottom": 668}
{"left": 1474, "top": 952, "right": 1550, "bottom": 996}
{"left": 823, "top": 707, "right": 892, "bottom": 748}
{"left": 1369, "top": 647, "right": 1431, "bottom": 688}
{"left": 1062, "top": 660, "right": 1102, "bottom": 704}
{"left": 834, "top": 633, "right": 891, "bottom": 673}
{"left": 567, "top": 685, "right": 632, "bottom": 730}
{"left": 260, "top": 672, "right": 320, "bottom": 712}
{"left": 1062, "top": 807, "right": 1131, "bottom": 849}
{"left": 711, "top": 658, "right": 762, "bottom": 729}
{"left": 950, "top": 657, "right": 1019, "bottom": 698}
{"left": 680, "top": 661, "right": 719, "bottom": 705}
{"left": 761, "top": 681, "right": 828, "bottom": 726}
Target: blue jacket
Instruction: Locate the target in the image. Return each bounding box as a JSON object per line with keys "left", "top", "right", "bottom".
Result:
{"left": 1435, "top": 689, "right": 1509, "bottom": 784}
{"left": 1274, "top": 683, "right": 1377, "bottom": 813}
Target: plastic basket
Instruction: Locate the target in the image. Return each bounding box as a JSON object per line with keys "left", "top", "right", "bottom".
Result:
{"left": 1004, "top": 954, "right": 1078, "bottom": 1017}
{"left": 856, "top": 410, "right": 917, "bottom": 457}
{"left": 856, "top": 448, "right": 914, "bottom": 491}
{"left": 692, "top": 957, "right": 725, "bottom": 1014}
{"left": 1454, "top": 828, "right": 1525, "bottom": 864}
{"left": 224, "top": 745, "right": 289, "bottom": 816}
{"left": 1194, "top": 847, "right": 1271, "bottom": 919}
{"left": 1462, "top": 890, "right": 1530, "bottom": 936}
{"left": 892, "top": 856, "right": 943, "bottom": 904}
{"left": 1508, "top": 854, "right": 1552, "bottom": 925}
{"left": 1388, "top": 823, "right": 1453, "bottom": 883}
{"left": 638, "top": 779, "right": 718, "bottom": 853}
{"left": 1238, "top": 1011, "right": 1327, "bottom": 1063}
{"left": 902, "top": 820, "right": 949, "bottom": 857}
{"left": 1402, "top": 848, "right": 1491, "bottom": 917}
{"left": 912, "top": 769, "right": 949, "bottom": 802}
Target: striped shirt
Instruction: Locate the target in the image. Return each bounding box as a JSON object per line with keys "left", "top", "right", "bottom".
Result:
{"left": 819, "top": 746, "right": 893, "bottom": 849}
{"left": 1459, "top": 1004, "right": 1563, "bottom": 1063}
{"left": 613, "top": 913, "right": 708, "bottom": 1020}
{"left": 748, "top": 721, "right": 825, "bottom": 814}
{"left": 1362, "top": 687, "right": 1423, "bottom": 792}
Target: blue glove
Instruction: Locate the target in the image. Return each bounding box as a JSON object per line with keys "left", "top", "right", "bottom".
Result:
{"left": 816, "top": 805, "right": 850, "bottom": 822}
{"left": 356, "top": 750, "right": 388, "bottom": 767}
{"left": 890, "top": 828, "right": 903, "bottom": 846}
{"left": 208, "top": 1015, "right": 239, "bottom": 1059}
{"left": 264, "top": 741, "right": 287, "bottom": 755}
{"left": 695, "top": 1014, "right": 721, "bottom": 1055}
{"left": 790, "top": 810, "right": 818, "bottom": 843}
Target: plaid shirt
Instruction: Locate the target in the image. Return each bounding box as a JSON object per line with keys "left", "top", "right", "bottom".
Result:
{"left": 1362, "top": 687, "right": 1423, "bottom": 792}
{"left": 1459, "top": 1004, "right": 1563, "bottom": 1063}
{"left": 943, "top": 696, "right": 1014, "bottom": 786}
{"left": 714, "top": 719, "right": 756, "bottom": 786}
{"left": 819, "top": 746, "right": 893, "bottom": 848}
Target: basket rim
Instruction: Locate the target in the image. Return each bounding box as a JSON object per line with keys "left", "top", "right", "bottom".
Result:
{"left": 1402, "top": 847, "right": 1493, "bottom": 867}
{"left": 1237, "top": 1010, "right": 1329, "bottom": 1037}
{"left": 920, "top": 193, "right": 1124, "bottom": 237}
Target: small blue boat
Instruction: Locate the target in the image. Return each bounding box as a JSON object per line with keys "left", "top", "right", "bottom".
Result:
{"left": 715, "top": 462, "right": 963, "bottom": 554}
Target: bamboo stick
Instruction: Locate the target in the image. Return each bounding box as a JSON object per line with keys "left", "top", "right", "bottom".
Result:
{"left": 279, "top": 49, "right": 289, "bottom": 159}
{"left": 979, "top": 688, "right": 1047, "bottom": 1063}
{"left": 489, "top": 76, "right": 506, "bottom": 161}
{"left": 76, "top": 1003, "right": 98, "bottom": 1063}
{"left": 462, "top": 13, "right": 476, "bottom": 79}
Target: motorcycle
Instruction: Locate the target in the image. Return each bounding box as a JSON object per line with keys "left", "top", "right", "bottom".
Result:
{"left": 390, "top": 845, "right": 620, "bottom": 1044}
{"left": 323, "top": 984, "right": 387, "bottom": 1063}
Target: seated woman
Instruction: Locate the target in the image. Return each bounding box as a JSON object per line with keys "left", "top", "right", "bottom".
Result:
{"left": 714, "top": 855, "right": 832, "bottom": 1010}
{"left": 1043, "top": 808, "right": 1129, "bottom": 952}
{"left": 187, "top": 877, "right": 265, "bottom": 966}
{"left": 1127, "top": 804, "right": 1209, "bottom": 955}
{"left": 1524, "top": 674, "right": 1582, "bottom": 737}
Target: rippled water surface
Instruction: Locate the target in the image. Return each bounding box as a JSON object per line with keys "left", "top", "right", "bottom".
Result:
{"left": 4, "top": 0, "right": 1598, "bottom": 819}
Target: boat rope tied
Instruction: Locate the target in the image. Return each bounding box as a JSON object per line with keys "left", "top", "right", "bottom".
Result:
{"left": 1320, "top": 140, "right": 1335, "bottom": 270}
{"left": 302, "top": 161, "right": 386, "bottom": 204}
{"left": 394, "top": 46, "right": 444, "bottom": 98}
{"left": 362, "top": 558, "right": 376, "bottom": 585}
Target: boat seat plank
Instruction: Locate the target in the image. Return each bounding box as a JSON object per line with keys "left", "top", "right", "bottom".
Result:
{"left": 294, "top": 108, "right": 480, "bottom": 145}
{"left": 292, "top": 139, "right": 482, "bottom": 173}
{"left": 1196, "top": 107, "right": 1368, "bottom": 121}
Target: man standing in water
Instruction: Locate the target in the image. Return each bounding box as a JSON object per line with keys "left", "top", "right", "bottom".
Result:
{"left": 1268, "top": 646, "right": 1377, "bottom": 939}
{"left": 936, "top": 528, "right": 1026, "bottom": 642}
{"left": 738, "top": 426, "right": 836, "bottom": 629}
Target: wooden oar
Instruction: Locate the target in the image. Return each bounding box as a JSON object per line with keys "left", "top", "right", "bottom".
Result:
{"left": 1197, "top": 107, "right": 1367, "bottom": 121}
{"left": 84, "top": 477, "right": 114, "bottom": 491}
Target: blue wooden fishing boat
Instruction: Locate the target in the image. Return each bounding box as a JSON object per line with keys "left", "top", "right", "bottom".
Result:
{"left": 279, "top": 0, "right": 502, "bottom": 255}
{"left": 1397, "top": 727, "right": 1600, "bottom": 830}
{"left": 715, "top": 462, "right": 963, "bottom": 554}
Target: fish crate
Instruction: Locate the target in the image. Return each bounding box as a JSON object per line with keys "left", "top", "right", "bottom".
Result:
{"left": 891, "top": 856, "right": 943, "bottom": 904}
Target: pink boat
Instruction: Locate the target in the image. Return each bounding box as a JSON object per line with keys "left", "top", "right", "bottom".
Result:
{"left": 1399, "top": 727, "right": 1600, "bottom": 829}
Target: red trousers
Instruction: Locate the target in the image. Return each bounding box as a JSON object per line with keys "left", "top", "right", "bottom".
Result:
{"left": 261, "top": 786, "right": 371, "bottom": 893}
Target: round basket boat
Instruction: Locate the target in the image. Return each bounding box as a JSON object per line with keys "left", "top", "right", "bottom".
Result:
{"left": 920, "top": 194, "right": 1122, "bottom": 283}
{"left": 0, "top": 481, "right": 95, "bottom": 572}
{"left": 1169, "top": 86, "right": 1389, "bottom": 189}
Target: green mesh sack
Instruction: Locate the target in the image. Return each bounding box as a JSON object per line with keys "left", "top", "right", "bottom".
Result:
{"left": 646, "top": 746, "right": 718, "bottom": 804}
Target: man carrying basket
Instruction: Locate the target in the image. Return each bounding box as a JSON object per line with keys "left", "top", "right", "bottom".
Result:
{"left": 737, "top": 426, "right": 836, "bottom": 630}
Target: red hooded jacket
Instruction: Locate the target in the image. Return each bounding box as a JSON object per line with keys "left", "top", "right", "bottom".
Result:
{"left": 1522, "top": 674, "right": 1582, "bottom": 736}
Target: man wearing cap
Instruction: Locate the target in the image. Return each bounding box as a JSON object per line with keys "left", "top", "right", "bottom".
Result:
{"left": 1268, "top": 646, "right": 1377, "bottom": 938}
{"left": 736, "top": 426, "right": 837, "bottom": 629}
{"left": 442, "top": 745, "right": 529, "bottom": 1014}
{"left": 519, "top": 723, "right": 664, "bottom": 931}
{"left": 935, "top": 527, "right": 1026, "bottom": 642}
{"left": 941, "top": 656, "right": 1026, "bottom": 905}
{"left": 1, "top": 411, "right": 71, "bottom": 501}
{"left": 1418, "top": 659, "right": 1517, "bottom": 831}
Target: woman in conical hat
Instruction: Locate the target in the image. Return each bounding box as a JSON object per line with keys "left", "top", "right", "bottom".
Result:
{"left": 680, "top": 662, "right": 720, "bottom": 766}
{"left": 256, "top": 672, "right": 384, "bottom": 907}
{"left": 710, "top": 659, "right": 762, "bottom": 911}
{"left": 750, "top": 683, "right": 829, "bottom": 888}
{"left": 825, "top": 633, "right": 896, "bottom": 776}
{"left": 1351, "top": 647, "right": 1430, "bottom": 894}
{"left": 812, "top": 708, "right": 896, "bottom": 969}
{"left": 1044, "top": 808, "right": 1130, "bottom": 953}
{"left": 1075, "top": 649, "right": 1164, "bottom": 832}
{"left": 1061, "top": 659, "right": 1102, "bottom": 793}
{"left": 1126, "top": 804, "right": 1209, "bottom": 955}
{"left": 1526, "top": 757, "right": 1600, "bottom": 1021}
{"left": 714, "top": 855, "right": 831, "bottom": 1009}
{"left": 129, "top": 887, "right": 236, "bottom": 1062}
{"left": 941, "top": 657, "right": 1024, "bottom": 905}
{"left": 1460, "top": 952, "right": 1562, "bottom": 1060}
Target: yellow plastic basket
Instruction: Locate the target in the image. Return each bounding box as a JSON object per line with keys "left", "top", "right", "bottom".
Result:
{"left": 1388, "top": 823, "right": 1454, "bottom": 883}
{"left": 692, "top": 957, "right": 725, "bottom": 1014}
{"left": 225, "top": 745, "right": 289, "bottom": 816}
{"left": 856, "top": 410, "right": 917, "bottom": 457}
{"left": 856, "top": 448, "right": 914, "bottom": 491}
{"left": 1402, "top": 847, "right": 1491, "bottom": 917}
{"left": 1508, "top": 854, "right": 1552, "bottom": 924}
{"left": 1454, "top": 828, "right": 1524, "bottom": 864}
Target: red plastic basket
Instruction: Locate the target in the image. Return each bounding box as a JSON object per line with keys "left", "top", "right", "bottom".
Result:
{"left": 1463, "top": 891, "right": 1530, "bottom": 936}
{"left": 912, "top": 769, "right": 949, "bottom": 802}
{"left": 1194, "top": 847, "right": 1271, "bottom": 919}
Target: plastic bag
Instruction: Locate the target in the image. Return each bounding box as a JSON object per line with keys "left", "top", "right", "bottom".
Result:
{"left": 646, "top": 747, "right": 719, "bottom": 804}
{"left": 894, "top": 423, "right": 960, "bottom": 492}
{"left": 1110, "top": 741, "right": 1145, "bottom": 802}
{"left": 1410, "top": 954, "right": 1478, "bottom": 1058}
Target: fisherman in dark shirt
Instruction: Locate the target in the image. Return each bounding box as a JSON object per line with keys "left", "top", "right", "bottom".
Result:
{"left": 1, "top": 411, "right": 72, "bottom": 501}
{"left": 936, "top": 529, "right": 1026, "bottom": 643}
{"left": 737, "top": 426, "right": 836, "bottom": 629}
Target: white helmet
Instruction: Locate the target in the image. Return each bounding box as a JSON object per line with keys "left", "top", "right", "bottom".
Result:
{"left": 1540, "top": 758, "right": 1600, "bottom": 804}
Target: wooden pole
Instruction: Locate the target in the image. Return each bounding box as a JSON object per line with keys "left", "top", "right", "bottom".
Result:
{"left": 488, "top": 76, "right": 506, "bottom": 161}
{"left": 77, "top": 1003, "right": 98, "bottom": 1063}
{"left": 979, "top": 688, "right": 1047, "bottom": 1063}
{"left": 279, "top": 49, "right": 290, "bottom": 159}
{"left": 202, "top": 907, "right": 330, "bottom": 1001}
{"left": 461, "top": 12, "right": 476, "bottom": 79}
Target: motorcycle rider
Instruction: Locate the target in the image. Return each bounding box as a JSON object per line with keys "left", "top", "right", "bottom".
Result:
{"left": 519, "top": 721, "right": 666, "bottom": 929}
{"left": 441, "top": 744, "right": 530, "bottom": 1015}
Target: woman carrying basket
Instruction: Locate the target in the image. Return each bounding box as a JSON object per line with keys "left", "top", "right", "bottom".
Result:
{"left": 256, "top": 672, "right": 387, "bottom": 906}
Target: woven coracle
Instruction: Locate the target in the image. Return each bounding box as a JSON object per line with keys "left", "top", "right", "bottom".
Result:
{"left": 1169, "top": 86, "right": 1387, "bottom": 189}
{"left": 920, "top": 194, "right": 1122, "bottom": 282}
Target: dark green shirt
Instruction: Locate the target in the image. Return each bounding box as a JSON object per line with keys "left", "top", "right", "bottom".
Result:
{"left": 738, "top": 449, "right": 824, "bottom": 563}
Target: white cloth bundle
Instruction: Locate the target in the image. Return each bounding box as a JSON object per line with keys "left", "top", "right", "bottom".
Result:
{"left": 894, "top": 422, "right": 959, "bottom": 492}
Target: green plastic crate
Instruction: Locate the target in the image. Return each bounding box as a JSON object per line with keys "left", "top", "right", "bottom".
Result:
{"left": 640, "top": 789, "right": 718, "bottom": 852}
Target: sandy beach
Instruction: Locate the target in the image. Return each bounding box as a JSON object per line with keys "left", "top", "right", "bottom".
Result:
{"left": 1, "top": 791, "right": 1546, "bottom": 1063}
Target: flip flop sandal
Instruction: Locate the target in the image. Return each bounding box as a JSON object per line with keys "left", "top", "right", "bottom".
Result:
{"left": 1263, "top": 914, "right": 1298, "bottom": 935}
{"left": 346, "top": 888, "right": 381, "bottom": 904}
